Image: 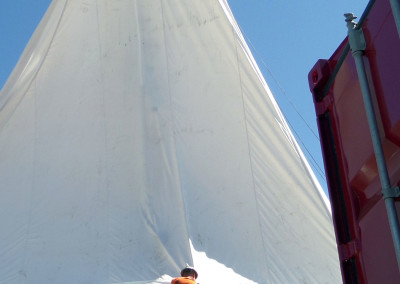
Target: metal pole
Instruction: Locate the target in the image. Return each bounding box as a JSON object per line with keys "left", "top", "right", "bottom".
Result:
{"left": 345, "top": 13, "right": 400, "bottom": 270}
{"left": 389, "top": 0, "right": 400, "bottom": 37}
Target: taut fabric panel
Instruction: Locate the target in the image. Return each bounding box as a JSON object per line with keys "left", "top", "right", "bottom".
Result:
{"left": 0, "top": 0, "right": 340, "bottom": 283}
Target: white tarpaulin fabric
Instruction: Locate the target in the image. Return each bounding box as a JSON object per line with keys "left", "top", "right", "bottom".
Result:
{"left": 0, "top": 0, "right": 341, "bottom": 283}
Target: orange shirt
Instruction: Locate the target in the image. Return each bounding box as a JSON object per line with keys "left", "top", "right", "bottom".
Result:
{"left": 170, "top": 276, "right": 197, "bottom": 284}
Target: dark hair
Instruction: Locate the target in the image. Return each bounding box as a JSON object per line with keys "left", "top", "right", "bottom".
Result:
{"left": 181, "top": 267, "right": 198, "bottom": 279}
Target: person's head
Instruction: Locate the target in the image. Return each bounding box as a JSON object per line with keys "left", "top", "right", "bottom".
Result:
{"left": 180, "top": 266, "right": 198, "bottom": 279}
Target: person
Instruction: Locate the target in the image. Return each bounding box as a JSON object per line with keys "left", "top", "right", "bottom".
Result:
{"left": 170, "top": 266, "right": 198, "bottom": 284}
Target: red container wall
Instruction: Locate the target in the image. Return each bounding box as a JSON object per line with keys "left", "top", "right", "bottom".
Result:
{"left": 309, "top": 0, "right": 400, "bottom": 283}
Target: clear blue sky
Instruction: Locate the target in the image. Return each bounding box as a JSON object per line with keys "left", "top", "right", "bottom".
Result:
{"left": 0, "top": 0, "right": 369, "bottom": 195}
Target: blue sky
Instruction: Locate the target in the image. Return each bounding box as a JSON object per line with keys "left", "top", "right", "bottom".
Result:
{"left": 0, "top": 0, "right": 369, "bottom": 195}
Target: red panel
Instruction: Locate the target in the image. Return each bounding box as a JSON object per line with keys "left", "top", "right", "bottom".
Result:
{"left": 309, "top": 0, "right": 400, "bottom": 283}
{"left": 365, "top": 0, "right": 400, "bottom": 147}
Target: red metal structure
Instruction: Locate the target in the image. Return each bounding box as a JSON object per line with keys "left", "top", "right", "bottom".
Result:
{"left": 309, "top": 0, "right": 400, "bottom": 283}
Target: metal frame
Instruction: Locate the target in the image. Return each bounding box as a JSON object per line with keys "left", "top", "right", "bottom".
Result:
{"left": 345, "top": 12, "right": 400, "bottom": 270}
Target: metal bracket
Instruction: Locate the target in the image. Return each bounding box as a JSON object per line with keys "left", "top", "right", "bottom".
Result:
{"left": 383, "top": 186, "right": 400, "bottom": 200}
{"left": 339, "top": 240, "right": 360, "bottom": 260}
{"left": 345, "top": 13, "right": 366, "bottom": 55}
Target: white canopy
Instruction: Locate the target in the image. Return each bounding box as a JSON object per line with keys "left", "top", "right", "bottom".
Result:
{"left": 0, "top": 0, "right": 341, "bottom": 283}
